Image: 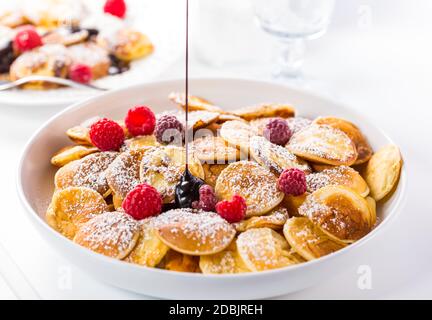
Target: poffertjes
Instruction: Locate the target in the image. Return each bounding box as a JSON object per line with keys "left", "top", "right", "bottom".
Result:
{"left": 45, "top": 94, "right": 402, "bottom": 274}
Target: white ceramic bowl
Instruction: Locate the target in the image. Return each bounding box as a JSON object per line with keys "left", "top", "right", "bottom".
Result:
{"left": 17, "top": 78, "right": 407, "bottom": 299}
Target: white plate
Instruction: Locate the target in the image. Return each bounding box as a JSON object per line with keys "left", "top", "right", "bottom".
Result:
{"left": 17, "top": 78, "right": 407, "bottom": 299}
{"left": 0, "top": 0, "right": 184, "bottom": 107}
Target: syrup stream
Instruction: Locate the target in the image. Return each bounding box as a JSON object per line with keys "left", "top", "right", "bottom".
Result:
{"left": 185, "top": 0, "right": 190, "bottom": 171}
{"left": 173, "top": 0, "right": 205, "bottom": 209}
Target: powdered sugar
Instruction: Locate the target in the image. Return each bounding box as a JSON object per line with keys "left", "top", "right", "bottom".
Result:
{"left": 286, "top": 117, "right": 312, "bottom": 134}
{"left": 189, "top": 136, "right": 238, "bottom": 162}
{"left": 152, "top": 209, "right": 235, "bottom": 253}
{"left": 298, "top": 194, "right": 331, "bottom": 219}
{"left": 249, "top": 136, "right": 310, "bottom": 174}
{"left": 75, "top": 211, "right": 139, "bottom": 257}
{"left": 140, "top": 147, "right": 185, "bottom": 200}
{"left": 106, "top": 149, "right": 144, "bottom": 198}
{"left": 234, "top": 207, "right": 289, "bottom": 232}
{"left": 72, "top": 151, "right": 118, "bottom": 195}
{"left": 236, "top": 228, "right": 291, "bottom": 270}
{"left": 288, "top": 124, "right": 356, "bottom": 162}
{"left": 306, "top": 166, "right": 351, "bottom": 192}
{"left": 216, "top": 160, "right": 283, "bottom": 216}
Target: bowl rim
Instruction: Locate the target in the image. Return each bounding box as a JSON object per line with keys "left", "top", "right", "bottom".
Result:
{"left": 16, "top": 77, "right": 408, "bottom": 279}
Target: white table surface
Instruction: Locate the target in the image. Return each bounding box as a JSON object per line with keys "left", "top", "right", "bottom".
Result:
{"left": 1, "top": 0, "right": 432, "bottom": 299}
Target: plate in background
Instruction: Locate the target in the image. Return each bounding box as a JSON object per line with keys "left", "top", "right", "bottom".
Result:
{"left": 0, "top": 0, "right": 184, "bottom": 107}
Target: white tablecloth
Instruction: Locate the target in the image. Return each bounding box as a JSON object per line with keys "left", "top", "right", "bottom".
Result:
{"left": 1, "top": 0, "right": 432, "bottom": 299}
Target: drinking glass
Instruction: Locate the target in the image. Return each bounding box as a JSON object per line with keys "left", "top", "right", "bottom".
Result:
{"left": 252, "top": 0, "right": 335, "bottom": 79}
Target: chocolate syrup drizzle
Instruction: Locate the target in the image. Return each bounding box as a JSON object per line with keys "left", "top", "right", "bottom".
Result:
{"left": 174, "top": 0, "right": 205, "bottom": 209}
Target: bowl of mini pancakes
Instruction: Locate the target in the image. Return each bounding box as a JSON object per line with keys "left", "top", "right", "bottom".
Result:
{"left": 17, "top": 78, "right": 406, "bottom": 299}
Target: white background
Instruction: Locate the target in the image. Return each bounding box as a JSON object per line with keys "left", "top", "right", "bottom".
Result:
{"left": 1, "top": 0, "right": 432, "bottom": 299}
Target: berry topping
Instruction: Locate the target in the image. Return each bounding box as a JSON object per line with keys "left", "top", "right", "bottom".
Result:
{"left": 104, "top": 0, "right": 127, "bottom": 19}
{"left": 13, "top": 25, "right": 43, "bottom": 53}
{"left": 89, "top": 118, "right": 125, "bottom": 151}
{"left": 216, "top": 195, "right": 247, "bottom": 223}
{"left": 196, "top": 185, "right": 217, "bottom": 211}
{"left": 125, "top": 105, "right": 156, "bottom": 136}
{"left": 69, "top": 63, "right": 93, "bottom": 84}
{"left": 122, "top": 183, "right": 162, "bottom": 220}
{"left": 263, "top": 118, "right": 292, "bottom": 146}
{"left": 278, "top": 168, "right": 307, "bottom": 196}
{"left": 155, "top": 115, "right": 185, "bottom": 145}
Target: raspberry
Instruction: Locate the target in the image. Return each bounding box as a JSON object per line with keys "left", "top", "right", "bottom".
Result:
{"left": 216, "top": 195, "right": 247, "bottom": 223}
{"left": 122, "top": 183, "right": 162, "bottom": 220}
{"left": 155, "top": 115, "right": 185, "bottom": 145}
{"left": 263, "top": 118, "right": 292, "bottom": 146}
{"left": 104, "top": 0, "right": 127, "bottom": 18}
{"left": 69, "top": 63, "right": 93, "bottom": 84}
{"left": 89, "top": 118, "right": 125, "bottom": 151}
{"left": 278, "top": 168, "right": 306, "bottom": 196}
{"left": 125, "top": 105, "right": 156, "bottom": 136}
{"left": 13, "top": 25, "right": 43, "bottom": 53}
{"left": 195, "top": 185, "right": 217, "bottom": 211}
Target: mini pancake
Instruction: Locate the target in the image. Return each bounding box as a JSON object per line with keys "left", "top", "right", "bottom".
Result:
{"left": 215, "top": 161, "right": 284, "bottom": 217}
{"left": 74, "top": 211, "right": 140, "bottom": 260}
{"left": 306, "top": 166, "right": 369, "bottom": 197}
{"left": 232, "top": 103, "right": 295, "bottom": 121}
{"left": 190, "top": 136, "right": 240, "bottom": 163}
{"left": 106, "top": 148, "right": 147, "bottom": 203}
{"left": 314, "top": 116, "right": 373, "bottom": 165}
{"left": 219, "top": 120, "right": 257, "bottom": 153}
{"left": 236, "top": 228, "right": 304, "bottom": 271}
{"left": 286, "top": 117, "right": 312, "bottom": 134}
{"left": 139, "top": 146, "right": 204, "bottom": 203}
{"left": 188, "top": 111, "right": 220, "bottom": 130}
{"left": 97, "top": 27, "right": 153, "bottom": 61}
{"left": 54, "top": 152, "right": 118, "bottom": 197}
{"left": 0, "top": 10, "right": 27, "bottom": 28}
{"left": 22, "top": 0, "right": 87, "bottom": 29}
{"left": 168, "top": 92, "right": 224, "bottom": 113}
{"left": 298, "top": 185, "right": 376, "bottom": 243}
{"left": 283, "top": 217, "right": 346, "bottom": 261}
{"left": 46, "top": 186, "right": 108, "bottom": 239}
{"left": 234, "top": 207, "right": 289, "bottom": 232}
{"left": 125, "top": 219, "right": 169, "bottom": 267}
{"left": 10, "top": 44, "right": 71, "bottom": 89}
{"left": 201, "top": 163, "right": 228, "bottom": 188}
{"left": 154, "top": 209, "right": 236, "bottom": 256}
{"left": 364, "top": 145, "right": 402, "bottom": 201}
{"left": 287, "top": 124, "right": 358, "bottom": 166}
{"left": 160, "top": 250, "right": 201, "bottom": 273}
{"left": 43, "top": 27, "right": 89, "bottom": 46}
{"left": 122, "top": 135, "right": 159, "bottom": 151}
{"left": 199, "top": 242, "right": 250, "bottom": 274}
{"left": 68, "top": 42, "right": 110, "bottom": 79}
{"left": 66, "top": 119, "right": 130, "bottom": 146}
{"left": 249, "top": 136, "right": 311, "bottom": 175}
{"left": 280, "top": 193, "right": 308, "bottom": 217}
{"left": 51, "top": 145, "right": 98, "bottom": 167}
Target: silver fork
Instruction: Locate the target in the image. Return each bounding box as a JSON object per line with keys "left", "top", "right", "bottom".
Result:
{"left": 0, "top": 76, "right": 108, "bottom": 91}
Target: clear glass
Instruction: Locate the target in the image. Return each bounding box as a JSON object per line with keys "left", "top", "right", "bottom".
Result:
{"left": 252, "top": 0, "right": 335, "bottom": 79}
